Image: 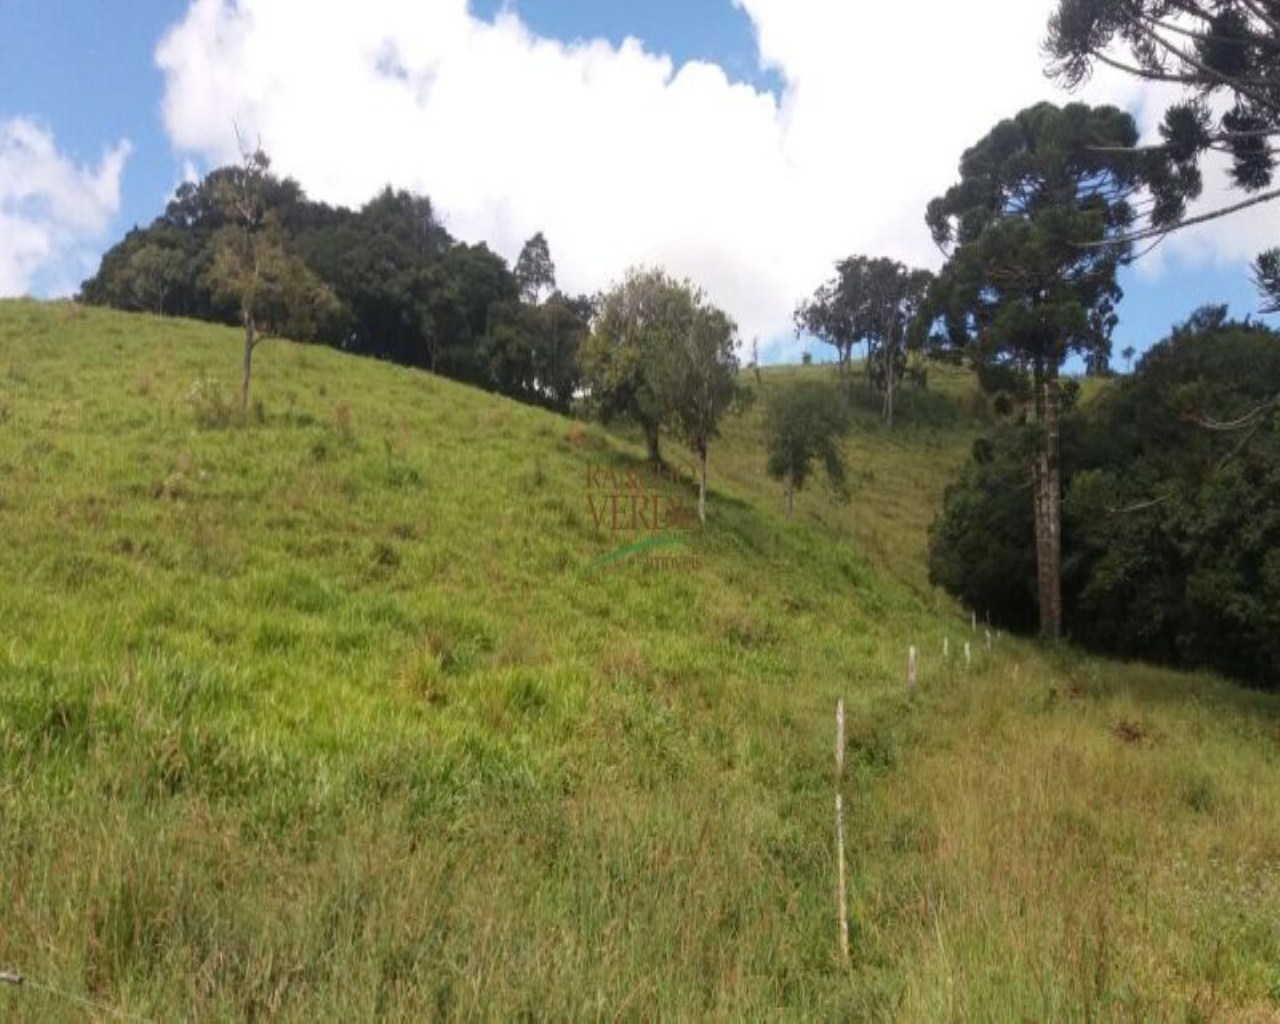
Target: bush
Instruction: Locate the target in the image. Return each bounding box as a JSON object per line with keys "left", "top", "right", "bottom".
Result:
{"left": 185, "top": 377, "right": 233, "bottom": 429}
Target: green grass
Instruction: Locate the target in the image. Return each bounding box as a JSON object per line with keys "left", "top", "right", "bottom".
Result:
{"left": 0, "top": 299, "right": 1277, "bottom": 1021}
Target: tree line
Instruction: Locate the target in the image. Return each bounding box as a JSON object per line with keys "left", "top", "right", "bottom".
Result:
{"left": 80, "top": 147, "right": 593, "bottom": 415}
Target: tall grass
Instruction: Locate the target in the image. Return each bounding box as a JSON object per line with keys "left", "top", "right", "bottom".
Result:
{"left": 0, "top": 300, "right": 1276, "bottom": 1020}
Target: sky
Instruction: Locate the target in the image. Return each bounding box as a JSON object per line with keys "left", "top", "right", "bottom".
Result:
{"left": 0, "top": 0, "right": 1274, "bottom": 364}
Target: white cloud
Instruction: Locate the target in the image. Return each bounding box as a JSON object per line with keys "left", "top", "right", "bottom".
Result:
{"left": 0, "top": 118, "right": 131, "bottom": 297}
{"left": 153, "top": 0, "right": 1275, "bottom": 350}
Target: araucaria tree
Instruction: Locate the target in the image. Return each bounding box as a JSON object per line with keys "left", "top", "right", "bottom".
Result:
{"left": 1046, "top": 0, "right": 1280, "bottom": 306}
{"left": 206, "top": 141, "right": 335, "bottom": 412}
{"left": 927, "top": 102, "right": 1187, "bottom": 640}
{"left": 763, "top": 379, "right": 850, "bottom": 516}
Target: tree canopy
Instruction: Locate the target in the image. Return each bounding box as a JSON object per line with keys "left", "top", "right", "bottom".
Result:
{"left": 796, "top": 256, "right": 933, "bottom": 425}
{"left": 656, "top": 296, "right": 740, "bottom": 523}
{"left": 580, "top": 267, "right": 692, "bottom": 464}
{"left": 1046, "top": 0, "right": 1280, "bottom": 306}
{"left": 763, "top": 378, "right": 850, "bottom": 516}
{"left": 927, "top": 101, "right": 1183, "bottom": 638}
{"left": 931, "top": 310, "right": 1280, "bottom": 689}
{"left": 80, "top": 164, "right": 590, "bottom": 412}
{"left": 514, "top": 232, "right": 557, "bottom": 306}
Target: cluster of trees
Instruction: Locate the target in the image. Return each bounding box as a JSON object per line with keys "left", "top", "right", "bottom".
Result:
{"left": 795, "top": 257, "right": 933, "bottom": 427}
{"left": 931, "top": 311, "right": 1280, "bottom": 689}
{"left": 81, "top": 148, "right": 592, "bottom": 414}
{"left": 81, "top": 147, "right": 755, "bottom": 524}
{"left": 919, "top": 0, "right": 1280, "bottom": 685}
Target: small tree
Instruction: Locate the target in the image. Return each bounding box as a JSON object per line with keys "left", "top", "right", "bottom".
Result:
{"left": 658, "top": 297, "right": 740, "bottom": 524}
{"left": 864, "top": 261, "right": 933, "bottom": 427}
{"left": 927, "top": 102, "right": 1184, "bottom": 640}
{"left": 580, "top": 267, "right": 689, "bottom": 463}
{"left": 795, "top": 262, "right": 861, "bottom": 377}
{"left": 1121, "top": 345, "right": 1136, "bottom": 373}
{"left": 764, "top": 379, "right": 850, "bottom": 516}
{"left": 205, "top": 139, "right": 336, "bottom": 412}
{"left": 121, "top": 240, "right": 185, "bottom": 315}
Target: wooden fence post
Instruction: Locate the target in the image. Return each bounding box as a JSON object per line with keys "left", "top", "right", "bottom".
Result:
{"left": 835, "top": 699, "right": 850, "bottom": 967}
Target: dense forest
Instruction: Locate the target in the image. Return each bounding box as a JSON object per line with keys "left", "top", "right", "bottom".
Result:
{"left": 930, "top": 309, "right": 1280, "bottom": 688}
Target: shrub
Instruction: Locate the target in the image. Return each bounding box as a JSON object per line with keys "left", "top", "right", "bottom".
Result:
{"left": 184, "top": 377, "right": 233, "bottom": 429}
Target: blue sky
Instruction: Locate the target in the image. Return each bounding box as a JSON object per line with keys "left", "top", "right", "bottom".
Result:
{"left": 469, "top": 0, "right": 785, "bottom": 94}
{"left": 1, "top": 0, "right": 1273, "bottom": 364}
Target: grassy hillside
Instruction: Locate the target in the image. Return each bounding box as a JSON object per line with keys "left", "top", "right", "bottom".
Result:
{"left": 0, "top": 299, "right": 1277, "bottom": 1021}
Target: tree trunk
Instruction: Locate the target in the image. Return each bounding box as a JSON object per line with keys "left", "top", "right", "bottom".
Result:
{"left": 241, "top": 311, "right": 256, "bottom": 413}
{"left": 644, "top": 422, "right": 661, "bottom": 464}
{"left": 786, "top": 478, "right": 794, "bottom": 517}
{"left": 1031, "top": 364, "right": 1063, "bottom": 641}
{"left": 1044, "top": 367, "right": 1063, "bottom": 639}
{"left": 885, "top": 344, "right": 895, "bottom": 428}
{"left": 697, "top": 443, "right": 708, "bottom": 525}
{"left": 881, "top": 322, "right": 895, "bottom": 427}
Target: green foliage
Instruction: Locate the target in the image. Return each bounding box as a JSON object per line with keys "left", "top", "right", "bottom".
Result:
{"left": 930, "top": 312, "right": 1280, "bottom": 688}
{"left": 484, "top": 293, "right": 592, "bottom": 414}
{"left": 654, "top": 298, "right": 739, "bottom": 455}
{"left": 1253, "top": 249, "right": 1280, "bottom": 314}
{"left": 927, "top": 102, "right": 1154, "bottom": 376}
{"left": 927, "top": 100, "right": 1175, "bottom": 638}
{"left": 205, "top": 221, "right": 341, "bottom": 344}
{"left": 580, "top": 269, "right": 738, "bottom": 509}
{"left": 1047, "top": 0, "right": 1271, "bottom": 200}
{"left": 763, "top": 378, "right": 851, "bottom": 511}
{"left": 929, "top": 428, "right": 1040, "bottom": 632}
{"left": 80, "top": 167, "right": 583, "bottom": 413}
{"left": 795, "top": 255, "right": 933, "bottom": 409}
{"left": 579, "top": 267, "right": 689, "bottom": 462}
{"left": 1047, "top": 1, "right": 1276, "bottom": 308}
{"left": 1064, "top": 316, "right": 1280, "bottom": 687}
{"left": 513, "top": 231, "right": 556, "bottom": 305}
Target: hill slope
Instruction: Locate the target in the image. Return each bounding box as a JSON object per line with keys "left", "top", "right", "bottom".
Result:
{"left": 0, "top": 300, "right": 1277, "bottom": 1021}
